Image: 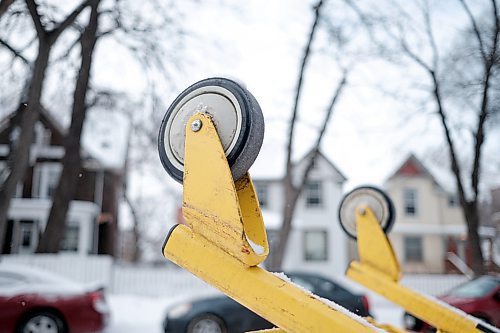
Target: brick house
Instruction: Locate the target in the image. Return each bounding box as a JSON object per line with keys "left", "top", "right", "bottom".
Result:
{"left": 0, "top": 108, "right": 128, "bottom": 256}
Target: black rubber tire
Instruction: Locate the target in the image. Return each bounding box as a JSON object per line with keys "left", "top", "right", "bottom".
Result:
{"left": 338, "top": 186, "right": 395, "bottom": 240}
{"left": 158, "top": 77, "right": 264, "bottom": 183}
{"left": 186, "top": 314, "right": 227, "bottom": 333}
{"left": 17, "top": 311, "right": 66, "bottom": 333}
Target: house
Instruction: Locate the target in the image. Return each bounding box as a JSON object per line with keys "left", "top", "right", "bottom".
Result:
{"left": 382, "top": 154, "right": 496, "bottom": 274}
{"left": 252, "top": 150, "right": 348, "bottom": 278}
{"left": 0, "top": 107, "right": 129, "bottom": 257}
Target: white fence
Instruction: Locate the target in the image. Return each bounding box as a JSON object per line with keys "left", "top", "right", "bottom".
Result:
{"left": 1, "top": 254, "right": 212, "bottom": 297}
{"left": 111, "top": 265, "right": 212, "bottom": 296}
{"left": 1, "top": 254, "right": 468, "bottom": 297}
{"left": 2, "top": 254, "right": 114, "bottom": 286}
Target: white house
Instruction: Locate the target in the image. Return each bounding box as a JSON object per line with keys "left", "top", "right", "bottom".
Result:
{"left": 252, "top": 151, "right": 348, "bottom": 278}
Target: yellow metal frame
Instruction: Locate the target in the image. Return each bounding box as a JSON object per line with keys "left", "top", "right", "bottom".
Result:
{"left": 347, "top": 207, "right": 493, "bottom": 333}
{"left": 162, "top": 113, "right": 383, "bottom": 332}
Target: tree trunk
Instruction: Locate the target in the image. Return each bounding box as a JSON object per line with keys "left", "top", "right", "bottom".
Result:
{"left": 0, "top": 0, "right": 95, "bottom": 254}
{"left": 268, "top": 178, "right": 300, "bottom": 271}
{"left": 267, "top": 0, "right": 326, "bottom": 271}
{"left": 0, "top": 41, "right": 50, "bottom": 253}
{"left": 269, "top": 73, "right": 347, "bottom": 271}
{"left": 462, "top": 202, "right": 486, "bottom": 275}
{"left": 36, "top": 0, "right": 100, "bottom": 253}
{"left": 124, "top": 192, "right": 141, "bottom": 262}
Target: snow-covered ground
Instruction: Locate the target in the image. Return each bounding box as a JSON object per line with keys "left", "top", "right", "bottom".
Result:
{"left": 105, "top": 294, "right": 405, "bottom": 332}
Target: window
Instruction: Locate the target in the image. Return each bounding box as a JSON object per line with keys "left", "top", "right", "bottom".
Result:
{"left": 448, "top": 276, "right": 499, "bottom": 298}
{"left": 254, "top": 182, "right": 269, "bottom": 208}
{"left": 310, "top": 157, "right": 317, "bottom": 169}
{"left": 404, "top": 236, "right": 423, "bottom": 262}
{"left": 303, "top": 230, "right": 328, "bottom": 261}
{"left": 404, "top": 188, "right": 417, "bottom": 216}
{"left": 33, "top": 122, "right": 51, "bottom": 146}
{"left": 305, "top": 181, "right": 322, "bottom": 208}
{"left": 0, "top": 162, "right": 21, "bottom": 197}
{"left": 0, "top": 161, "right": 7, "bottom": 183}
{"left": 33, "top": 163, "right": 61, "bottom": 198}
{"left": 46, "top": 167, "right": 60, "bottom": 197}
{"left": 17, "top": 220, "right": 37, "bottom": 253}
{"left": 61, "top": 225, "right": 79, "bottom": 252}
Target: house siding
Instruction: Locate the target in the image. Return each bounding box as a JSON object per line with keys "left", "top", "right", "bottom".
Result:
{"left": 0, "top": 110, "right": 125, "bottom": 257}
{"left": 383, "top": 156, "right": 467, "bottom": 274}
{"left": 256, "top": 153, "right": 347, "bottom": 278}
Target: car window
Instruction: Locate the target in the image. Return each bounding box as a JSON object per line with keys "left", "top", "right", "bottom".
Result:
{"left": 289, "top": 275, "right": 345, "bottom": 297}
{"left": 0, "top": 272, "right": 26, "bottom": 287}
{"left": 447, "top": 277, "right": 499, "bottom": 298}
{"left": 317, "top": 279, "right": 338, "bottom": 294}
{"left": 289, "top": 276, "right": 315, "bottom": 293}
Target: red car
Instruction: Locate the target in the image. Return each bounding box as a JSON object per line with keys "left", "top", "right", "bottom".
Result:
{"left": 0, "top": 263, "right": 109, "bottom": 333}
{"left": 404, "top": 275, "right": 500, "bottom": 332}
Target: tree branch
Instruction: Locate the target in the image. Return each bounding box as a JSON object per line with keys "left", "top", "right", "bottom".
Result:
{"left": 401, "top": 37, "right": 433, "bottom": 73}
{"left": 457, "top": 0, "right": 487, "bottom": 61}
{"left": 50, "top": 0, "right": 96, "bottom": 41}
{"left": 25, "top": 0, "right": 45, "bottom": 37}
{"left": 422, "top": 0, "right": 439, "bottom": 69}
{"left": 299, "top": 73, "right": 348, "bottom": 189}
{"left": 286, "top": 0, "right": 325, "bottom": 181}
{"left": 470, "top": 0, "right": 499, "bottom": 199}
{"left": 430, "top": 72, "right": 468, "bottom": 207}
{"left": 0, "top": 37, "right": 30, "bottom": 65}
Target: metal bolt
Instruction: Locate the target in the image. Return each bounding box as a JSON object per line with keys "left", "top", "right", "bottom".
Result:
{"left": 191, "top": 119, "right": 202, "bottom": 132}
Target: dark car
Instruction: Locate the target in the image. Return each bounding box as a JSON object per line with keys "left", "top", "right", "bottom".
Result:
{"left": 0, "top": 263, "right": 109, "bottom": 333}
{"left": 403, "top": 275, "right": 500, "bottom": 332}
{"left": 163, "top": 271, "right": 371, "bottom": 333}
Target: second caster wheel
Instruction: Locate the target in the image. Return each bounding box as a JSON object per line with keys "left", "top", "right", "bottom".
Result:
{"left": 338, "top": 186, "right": 395, "bottom": 239}
{"left": 158, "top": 77, "right": 265, "bottom": 183}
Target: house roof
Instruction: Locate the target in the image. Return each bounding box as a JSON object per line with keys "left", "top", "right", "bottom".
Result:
{"left": 81, "top": 109, "right": 130, "bottom": 171}
{"left": 300, "top": 149, "right": 347, "bottom": 181}
{"left": 385, "top": 153, "right": 456, "bottom": 194}
{"left": 250, "top": 148, "right": 347, "bottom": 182}
{"left": 0, "top": 106, "right": 129, "bottom": 171}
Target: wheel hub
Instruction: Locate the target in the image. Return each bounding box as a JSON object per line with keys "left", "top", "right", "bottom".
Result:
{"left": 165, "top": 89, "right": 243, "bottom": 170}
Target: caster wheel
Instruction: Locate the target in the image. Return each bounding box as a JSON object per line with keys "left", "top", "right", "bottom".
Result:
{"left": 338, "top": 186, "right": 395, "bottom": 239}
{"left": 158, "top": 77, "right": 264, "bottom": 183}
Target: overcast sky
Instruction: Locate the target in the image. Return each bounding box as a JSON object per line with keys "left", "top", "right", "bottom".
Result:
{"left": 89, "top": 0, "right": 500, "bottom": 234}
{"left": 113, "top": 0, "right": 492, "bottom": 189}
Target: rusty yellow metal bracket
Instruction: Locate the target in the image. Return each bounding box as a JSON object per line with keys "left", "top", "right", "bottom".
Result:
{"left": 162, "top": 113, "right": 385, "bottom": 333}
{"left": 346, "top": 206, "right": 496, "bottom": 333}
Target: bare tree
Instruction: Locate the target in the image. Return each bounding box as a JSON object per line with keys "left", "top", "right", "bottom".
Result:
{"left": 351, "top": 0, "right": 499, "bottom": 275}
{"left": 36, "top": 0, "right": 100, "bottom": 253}
{"left": 0, "top": 0, "right": 95, "bottom": 253}
{"left": 267, "top": 0, "right": 349, "bottom": 270}
{"left": 123, "top": 191, "right": 141, "bottom": 262}
{"left": 0, "top": 0, "right": 185, "bottom": 256}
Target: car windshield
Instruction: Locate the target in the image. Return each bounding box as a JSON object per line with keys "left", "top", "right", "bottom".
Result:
{"left": 447, "top": 276, "right": 499, "bottom": 298}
